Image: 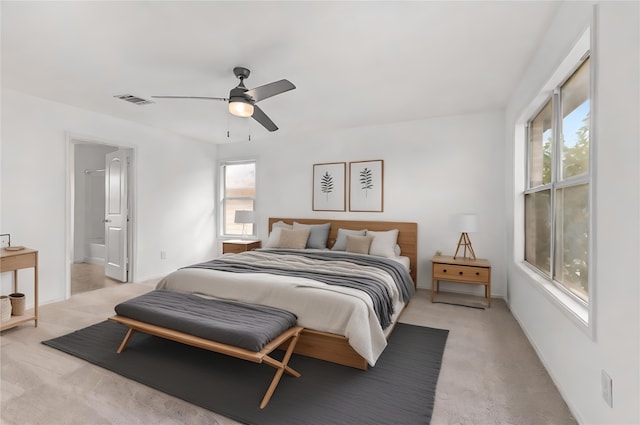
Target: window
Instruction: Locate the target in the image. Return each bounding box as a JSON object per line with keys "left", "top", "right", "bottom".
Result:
{"left": 219, "top": 160, "right": 256, "bottom": 237}
{"left": 525, "top": 57, "right": 591, "bottom": 304}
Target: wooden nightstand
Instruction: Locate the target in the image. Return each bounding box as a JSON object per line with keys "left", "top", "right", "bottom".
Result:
{"left": 431, "top": 255, "right": 492, "bottom": 307}
{"left": 222, "top": 240, "right": 261, "bottom": 254}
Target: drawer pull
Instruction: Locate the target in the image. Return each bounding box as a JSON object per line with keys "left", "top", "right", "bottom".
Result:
{"left": 443, "top": 269, "right": 447, "bottom": 273}
{"left": 476, "top": 272, "right": 480, "bottom": 276}
{"left": 459, "top": 271, "right": 463, "bottom": 275}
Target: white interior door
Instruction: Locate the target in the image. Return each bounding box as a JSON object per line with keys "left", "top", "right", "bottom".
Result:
{"left": 104, "top": 149, "right": 128, "bottom": 282}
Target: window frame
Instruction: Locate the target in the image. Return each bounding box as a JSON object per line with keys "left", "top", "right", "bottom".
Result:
{"left": 218, "top": 159, "right": 257, "bottom": 239}
{"left": 517, "top": 27, "right": 595, "bottom": 333}
{"left": 524, "top": 56, "right": 592, "bottom": 308}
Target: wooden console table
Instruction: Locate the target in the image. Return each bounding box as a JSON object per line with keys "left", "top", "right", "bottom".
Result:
{"left": 0, "top": 248, "right": 38, "bottom": 331}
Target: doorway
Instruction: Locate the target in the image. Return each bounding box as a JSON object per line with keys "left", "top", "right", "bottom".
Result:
{"left": 68, "top": 140, "right": 134, "bottom": 296}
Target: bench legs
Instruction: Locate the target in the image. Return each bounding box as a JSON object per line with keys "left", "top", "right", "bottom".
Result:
{"left": 117, "top": 328, "right": 136, "bottom": 353}
{"left": 111, "top": 318, "right": 303, "bottom": 409}
{"left": 260, "top": 329, "right": 301, "bottom": 409}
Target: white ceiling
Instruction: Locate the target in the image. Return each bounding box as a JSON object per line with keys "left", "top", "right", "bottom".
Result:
{"left": 1, "top": 1, "right": 560, "bottom": 144}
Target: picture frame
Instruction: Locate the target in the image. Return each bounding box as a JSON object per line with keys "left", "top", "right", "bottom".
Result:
{"left": 349, "top": 160, "right": 384, "bottom": 212}
{"left": 313, "top": 162, "right": 346, "bottom": 211}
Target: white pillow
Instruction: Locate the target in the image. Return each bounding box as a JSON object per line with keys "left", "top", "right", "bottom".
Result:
{"left": 264, "top": 227, "right": 284, "bottom": 248}
{"left": 264, "top": 221, "right": 293, "bottom": 248}
{"left": 273, "top": 221, "right": 293, "bottom": 230}
{"left": 367, "top": 229, "right": 400, "bottom": 258}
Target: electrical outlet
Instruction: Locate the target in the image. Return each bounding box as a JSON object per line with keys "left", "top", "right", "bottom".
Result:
{"left": 601, "top": 370, "right": 613, "bottom": 407}
{"left": 160, "top": 250, "right": 166, "bottom": 260}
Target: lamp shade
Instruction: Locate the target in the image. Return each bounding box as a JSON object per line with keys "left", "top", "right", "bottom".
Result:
{"left": 450, "top": 213, "right": 478, "bottom": 233}
{"left": 234, "top": 210, "right": 255, "bottom": 224}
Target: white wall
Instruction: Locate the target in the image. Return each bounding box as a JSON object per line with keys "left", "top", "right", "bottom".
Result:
{"left": 0, "top": 89, "right": 217, "bottom": 306}
{"left": 505, "top": 2, "right": 639, "bottom": 424}
{"left": 218, "top": 110, "right": 507, "bottom": 292}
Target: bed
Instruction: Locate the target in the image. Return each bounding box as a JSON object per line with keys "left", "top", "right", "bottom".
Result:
{"left": 156, "top": 218, "right": 418, "bottom": 370}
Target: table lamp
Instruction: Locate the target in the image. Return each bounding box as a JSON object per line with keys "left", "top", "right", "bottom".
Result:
{"left": 234, "top": 210, "right": 255, "bottom": 239}
{"left": 451, "top": 213, "right": 478, "bottom": 260}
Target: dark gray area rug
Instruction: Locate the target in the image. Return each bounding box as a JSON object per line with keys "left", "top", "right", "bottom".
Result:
{"left": 43, "top": 321, "right": 448, "bottom": 425}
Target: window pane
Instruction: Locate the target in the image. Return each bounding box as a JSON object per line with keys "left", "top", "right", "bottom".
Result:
{"left": 554, "top": 184, "right": 589, "bottom": 301}
{"left": 224, "top": 199, "right": 254, "bottom": 235}
{"left": 528, "top": 100, "right": 553, "bottom": 188}
{"left": 561, "top": 58, "right": 590, "bottom": 180}
{"left": 221, "top": 161, "right": 256, "bottom": 237}
{"left": 525, "top": 190, "right": 551, "bottom": 276}
{"left": 225, "top": 163, "right": 256, "bottom": 198}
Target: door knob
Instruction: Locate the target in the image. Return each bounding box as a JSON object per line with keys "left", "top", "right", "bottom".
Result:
{"left": 104, "top": 219, "right": 111, "bottom": 223}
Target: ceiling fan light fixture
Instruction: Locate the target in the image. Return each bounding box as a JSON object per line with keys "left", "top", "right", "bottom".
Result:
{"left": 229, "top": 100, "right": 254, "bottom": 117}
{"left": 151, "top": 66, "right": 294, "bottom": 131}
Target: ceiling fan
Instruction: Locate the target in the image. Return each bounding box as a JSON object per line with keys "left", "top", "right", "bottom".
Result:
{"left": 152, "top": 67, "right": 295, "bottom": 132}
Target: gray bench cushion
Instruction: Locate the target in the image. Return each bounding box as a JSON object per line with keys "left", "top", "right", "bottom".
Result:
{"left": 114, "top": 290, "right": 298, "bottom": 352}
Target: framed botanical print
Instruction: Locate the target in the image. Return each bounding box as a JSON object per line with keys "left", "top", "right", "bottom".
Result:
{"left": 313, "top": 162, "right": 346, "bottom": 211}
{"left": 349, "top": 160, "right": 384, "bottom": 212}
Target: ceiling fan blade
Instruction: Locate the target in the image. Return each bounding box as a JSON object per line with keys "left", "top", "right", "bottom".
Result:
{"left": 251, "top": 105, "right": 278, "bottom": 132}
{"left": 151, "top": 95, "right": 228, "bottom": 101}
{"left": 244, "top": 79, "right": 295, "bottom": 103}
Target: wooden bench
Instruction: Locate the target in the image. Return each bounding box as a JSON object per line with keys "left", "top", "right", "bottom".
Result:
{"left": 108, "top": 292, "right": 303, "bottom": 409}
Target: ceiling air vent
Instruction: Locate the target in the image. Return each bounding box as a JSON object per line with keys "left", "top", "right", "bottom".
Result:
{"left": 114, "top": 94, "right": 154, "bottom": 106}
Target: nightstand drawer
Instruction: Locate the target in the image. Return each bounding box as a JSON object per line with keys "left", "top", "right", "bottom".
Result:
{"left": 433, "top": 264, "right": 489, "bottom": 283}
{"left": 222, "top": 240, "right": 261, "bottom": 254}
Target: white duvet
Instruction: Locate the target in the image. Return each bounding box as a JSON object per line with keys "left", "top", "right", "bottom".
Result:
{"left": 155, "top": 250, "right": 409, "bottom": 366}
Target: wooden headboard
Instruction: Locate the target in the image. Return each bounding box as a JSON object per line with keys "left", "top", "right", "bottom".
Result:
{"left": 268, "top": 218, "right": 418, "bottom": 284}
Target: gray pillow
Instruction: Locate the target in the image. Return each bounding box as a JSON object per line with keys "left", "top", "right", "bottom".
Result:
{"left": 331, "top": 228, "right": 367, "bottom": 251}
{"left": 293, "top": 222, "right": 331, "bottom": 249}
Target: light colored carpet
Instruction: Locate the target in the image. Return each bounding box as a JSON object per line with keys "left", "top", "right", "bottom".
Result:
{"left": 1, "top": 283, "right": 577, "bottom": 425}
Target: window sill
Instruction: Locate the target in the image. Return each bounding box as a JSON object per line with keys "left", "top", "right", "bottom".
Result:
{"left": 516, "top": 262, "right": 592, "bottom": 337}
